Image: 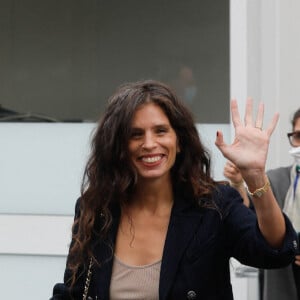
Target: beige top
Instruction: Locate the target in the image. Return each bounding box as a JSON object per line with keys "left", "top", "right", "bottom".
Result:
{"left": 109, "top": 256, "right": 161, "bottom": 300}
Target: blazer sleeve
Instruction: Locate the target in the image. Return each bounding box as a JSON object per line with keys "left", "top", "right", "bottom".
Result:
{"left": 218, "top": 185, "right": 298, "bottom": 269}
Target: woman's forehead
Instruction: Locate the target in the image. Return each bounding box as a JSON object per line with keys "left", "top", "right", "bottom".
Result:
{"left": 131, "top": 103, "right": 170, "bottom": 125}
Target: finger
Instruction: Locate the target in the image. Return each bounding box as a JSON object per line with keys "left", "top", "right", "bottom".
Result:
{"left": 223, "top": 169, "right": 230, "bottom": 178}
{"left": 224, "top": 166, "right": 233, "bottom": 177}
{"left": 215, "top": 130, "right": 225, "bottom": 149}
{"left": 225, "top": 160, "right": 238, "bottom": 170}
{"left": 266, "top": 112, "right": 280, "bottom": 136}
{"left": 231, "top": 164, "right": 239, "bottom": 172}
{"left": 223, "top": 165, "right": 230, "bottom": 173}
{"left": 230, "top": 99, "right": 242, "bottom": 128}
{"left": 255, "top": 102, "right": 264, "bottom": 129}
{"left": 244, "top": 97, "right": 254, "bottom": 126}
{"left": 215, "top": 131, "right": 231, "bottom": 161}
{"left": 225, "top": 161, "right": 234, "bottom": 168}
{"left": 226, "top": 166, "right": 237, "bottom": 175}
{"left": 223, "top": 165, "right": 234, "bottom": 176}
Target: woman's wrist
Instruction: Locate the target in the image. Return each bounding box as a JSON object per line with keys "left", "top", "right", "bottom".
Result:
{"left": 244, "top": 173, "right": 268, "bottom": 193}
{"left": 246, "top": 176, "right": 270, "bottom": 198}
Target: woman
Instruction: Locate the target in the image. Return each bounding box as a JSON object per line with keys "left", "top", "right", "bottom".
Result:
{"left": 51, "top": 80, "right": 297, "bottom": 300}
{"left": 224, "top": 107, "right": 300, "bottom": 300}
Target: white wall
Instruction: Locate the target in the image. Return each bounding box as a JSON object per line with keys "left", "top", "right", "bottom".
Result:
{"left": 277, "top": 0, "right": 300, "bottom": 166}
{"left": 230, "top": 0, "right": 300, "bottom": 170}
{"left": 0, "top": 123, "right": 95, "bottom": 214}
{"left": 0, "top": 123, "right": 95, "bottom": 300}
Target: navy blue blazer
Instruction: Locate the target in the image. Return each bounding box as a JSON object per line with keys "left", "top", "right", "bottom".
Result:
{"left": 51, "top": 184, "right": 298, "bottom": 300}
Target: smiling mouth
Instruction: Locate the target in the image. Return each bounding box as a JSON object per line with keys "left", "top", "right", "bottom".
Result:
{"left": 141, "top": 155, "right": 163, "bottom": 163}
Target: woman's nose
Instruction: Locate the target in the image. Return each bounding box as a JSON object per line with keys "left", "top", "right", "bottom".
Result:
{"left": 142, "top": 133, "right": 156, "bottom": 149}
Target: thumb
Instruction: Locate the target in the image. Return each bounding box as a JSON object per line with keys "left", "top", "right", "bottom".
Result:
{"left": 215, "top": 130, "right": 225, "bottom": 149}
{"left": 215, "top": 130, "right": 229, "bottom": 158}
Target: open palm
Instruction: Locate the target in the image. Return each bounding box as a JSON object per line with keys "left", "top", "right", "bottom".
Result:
{"left": 215, "top": 98, "right": 279, "bottom": 176}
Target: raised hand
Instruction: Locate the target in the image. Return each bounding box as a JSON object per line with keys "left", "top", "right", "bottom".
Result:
{"left": 215, "top": 98, "right": 279, "bottom": 181}
{"left": 216, "top": 98, "right": 286, "bottom": 247}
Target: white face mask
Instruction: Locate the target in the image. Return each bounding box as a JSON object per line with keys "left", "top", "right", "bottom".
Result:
{"left": 289, "top": 146, "right": 300, "bottom": 164}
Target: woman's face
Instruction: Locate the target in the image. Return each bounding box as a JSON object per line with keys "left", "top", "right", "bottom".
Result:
{"left": 128, "top": 102, "right": 179, "bottom": 182}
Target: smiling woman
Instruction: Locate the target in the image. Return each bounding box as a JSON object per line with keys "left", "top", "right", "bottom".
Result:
{"left": 128, "top": 103, "right": 179, "bottom": 182}
{"left": 51, "top": 79, "right": 297, "bottom": 300}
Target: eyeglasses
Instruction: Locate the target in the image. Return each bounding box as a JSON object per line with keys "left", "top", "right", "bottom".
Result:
{"left": 287, "top": 131, "right": 300, "bottom": 147}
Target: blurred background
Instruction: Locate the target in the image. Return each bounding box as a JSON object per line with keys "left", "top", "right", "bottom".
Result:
{"left": 0, "top": 0, "right": 229, "bottom": 123}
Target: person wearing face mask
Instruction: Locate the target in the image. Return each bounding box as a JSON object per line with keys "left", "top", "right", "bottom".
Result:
{"left": 224, "top": 107, "right": 300, "bottom": 300}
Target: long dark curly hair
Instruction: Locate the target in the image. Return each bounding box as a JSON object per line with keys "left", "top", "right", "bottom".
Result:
{"left": 67, "top": 79, "right": 218, "bottom": 286}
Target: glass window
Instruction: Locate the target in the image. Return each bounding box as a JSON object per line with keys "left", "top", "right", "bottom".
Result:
{"left": 0, "top": 0, "right": 229, "bottom": 123}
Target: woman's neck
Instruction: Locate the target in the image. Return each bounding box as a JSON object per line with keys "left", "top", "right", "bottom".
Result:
{"left": 127, "top": 180, "right": 174, "bottom": 216}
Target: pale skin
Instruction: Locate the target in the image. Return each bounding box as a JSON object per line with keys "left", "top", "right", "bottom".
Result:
{"left": 115, "top": 98, "right": 285, "bottom": 267}
{"left": 224, "top": 115, "right": 300, "bottom": 265}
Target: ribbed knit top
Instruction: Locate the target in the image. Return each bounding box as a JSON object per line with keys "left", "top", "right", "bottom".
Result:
{"left": 109, "top": 256, "right": 161, "bottom": 300}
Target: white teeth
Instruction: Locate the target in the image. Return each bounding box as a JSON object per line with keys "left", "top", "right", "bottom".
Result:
{"left": 142, "top": 156, "right": 161, "bottom": 163}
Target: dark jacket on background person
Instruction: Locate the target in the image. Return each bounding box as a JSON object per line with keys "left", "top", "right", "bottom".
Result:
{"left": 51, "top": 184, "right": 298, "bottom": 300}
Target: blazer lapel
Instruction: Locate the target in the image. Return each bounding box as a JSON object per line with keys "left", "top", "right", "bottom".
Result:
{"left": 93, "top": 206, "right": 121, "bottom": 299}
{"left": 93, "top": 240, "right": 114, "bottom": 299}
{"left": 159, "top": 198, "right": 203, "bottom": 300}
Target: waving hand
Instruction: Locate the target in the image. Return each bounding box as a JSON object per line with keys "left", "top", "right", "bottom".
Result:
{"left": 215, "top": 98, "right": 279, "bottom": 180}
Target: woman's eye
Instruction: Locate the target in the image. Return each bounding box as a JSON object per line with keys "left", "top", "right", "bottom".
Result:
{"left": 130, "top": 131, "right": 142, "bottom": 139}
{"left": 156, "top": 127, "right": 167, "bottom": 134}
